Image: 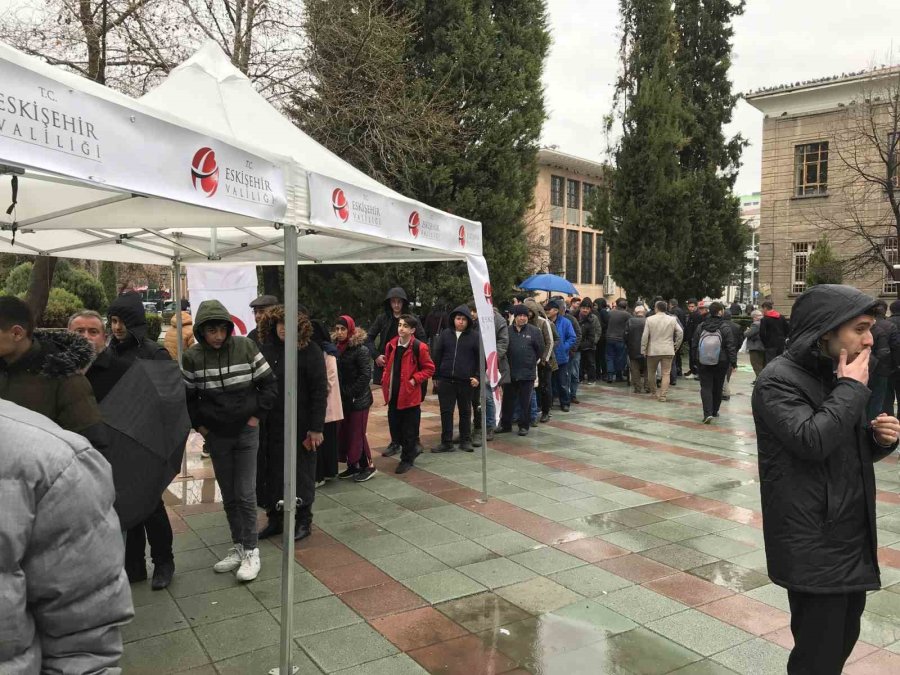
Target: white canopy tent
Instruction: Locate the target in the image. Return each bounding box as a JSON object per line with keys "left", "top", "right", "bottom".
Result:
{"left": 0, "top": 41, "right": 501, "bottom": 675}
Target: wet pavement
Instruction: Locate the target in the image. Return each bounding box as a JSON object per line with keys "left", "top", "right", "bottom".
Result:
{"left": 125, "top": 361, "right": 900, "bottom": 674}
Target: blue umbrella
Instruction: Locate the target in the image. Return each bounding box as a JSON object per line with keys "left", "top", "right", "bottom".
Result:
{"left": 518, "top": 273, "right": 579, "bottom": 296}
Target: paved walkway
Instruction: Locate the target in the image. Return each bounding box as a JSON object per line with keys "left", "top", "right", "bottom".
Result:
{"left": 124, "top": 362, "right": 900, "bottom": 674}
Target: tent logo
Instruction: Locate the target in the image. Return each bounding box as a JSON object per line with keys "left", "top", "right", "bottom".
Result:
{"left": 483, "top": 282, "right": 492, "bottom": 305}
{"left": 230, "top": 314, "right": 248, "bottom": 336}
{"left": 486, "top": 350, "right": 500, "bottom": 387}
{"left": 191, "top": 147, "right": 219, "bottom": 197}
{"left": 408, "top": 211, "right": 420, "bottom": 238}
{"left": 332, "top": 188, "right": 349, "bottom": 222}
{"left": 458, "top": 225, "right": 466, "bottom": 247}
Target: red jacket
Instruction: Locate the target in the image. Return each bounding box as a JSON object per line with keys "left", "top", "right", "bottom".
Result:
{"left": 381, "top": 337, "right": 435, "bottom": 410}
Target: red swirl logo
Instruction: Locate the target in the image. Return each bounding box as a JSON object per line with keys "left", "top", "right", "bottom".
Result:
{"left": 332, "top": 188, "right": 349, "bottom": 222}
{"left": 230, "top": 314, "right": 247, "bottom": 336}
{"left": 486, "top": 350, "right": 500, "bottom": 386}
{"left": 191, "top": 147, "right": 219, "bottom": 197}
{"left": 408, "top": 211, "right": 420, "bottom": 238}
{"left": 484, "top": 282, "right": 493, "bottom": 305}
{"left": 458, "top": 225, "right": 466, "bottom": 247}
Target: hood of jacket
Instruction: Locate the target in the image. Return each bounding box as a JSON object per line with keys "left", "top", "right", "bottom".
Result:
{"left": 785, "top": 284, "right": 877, "bottom": 368}
{"left": 256, "top": 305, "right": 312, "bottom": 349}
{"left": 22, "top": 330, "right": 95, "bottom": 378}
{"left": 523, "top": 298, "right": 547, "bottom": 322}
{"left": 108, "top": 292, "right": 147, "bottom": 329}
{"left": 764, "top": 309, "right": 782, "bottom": 319}
{"left": 449, "top": 304, "right": 474, "bottom": 331}
{"left": 382, "top": 287, "right": 411, "bottom": 313}
{"left": 170, "top": 311, "right": 193, "bottom": 328}
{"left": 700, "top": 316, "right": 727, "bottom": 333}
{"left": 193, "top": 300, "right": 235, "bottom": 344}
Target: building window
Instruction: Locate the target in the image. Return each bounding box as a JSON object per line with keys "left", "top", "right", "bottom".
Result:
{"left": 795, "top": 142, "right": 828, "bottom": 196}
{"left": 581, "top": 232, "right": 593, "bottom": 285}
{"left": 549, "top": 227, "right": 563, "bottom": 274}
{"left": 791, "top": 241, "right": 815, "bottom": 293}
{"left": 550, "top": 175, "right": 564, "bottom": 222}
{"left": 884, "top": 237, "right": 899, "bottom": 295}
{"left": 595, "top": 235, "right": 607, "bottom": 280}
{"left": 566, "top": 179, "right": 581, "bottom": 225}
{"left": 565, "top": 230, "right": 578, "bottom": 282}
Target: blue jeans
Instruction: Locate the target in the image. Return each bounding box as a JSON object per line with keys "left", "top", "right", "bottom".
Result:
{"left": 552, "top": 365, "right": 570, "bottom": 406}
{"left": 606, "top": 341, "right": 627, "bottom": 379}
{"left": 568, "top": 352, "right": 581, "bottom": 399}
{"left": 513, "top": 389, "right": 539, "bottom": 423}
{"left": 485, "top": 385, "right": 496, "bottom": 430}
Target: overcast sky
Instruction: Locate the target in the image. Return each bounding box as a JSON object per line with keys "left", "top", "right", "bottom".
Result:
{"left": 543, "top": 0, "right": 900, "bottom": 197}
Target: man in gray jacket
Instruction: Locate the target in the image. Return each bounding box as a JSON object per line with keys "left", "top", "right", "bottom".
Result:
{"left": 0, "top": 400, "right": 133, "bottom": 674}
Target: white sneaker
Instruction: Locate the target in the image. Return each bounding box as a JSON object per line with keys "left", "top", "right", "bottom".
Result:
{"left": 236, "top": 547, "right": 261, "bottom": 582}
{"left": 213, "top": 544, "right": 244, "bottom": 573}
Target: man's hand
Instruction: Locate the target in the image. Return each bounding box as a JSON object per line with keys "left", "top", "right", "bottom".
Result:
{"left": 872, "top": 413, "right": 900, "bottom": 446}
{"left": 838, "top": 347, "right": 870, "bottom": 385}
{"left": 305, "top": 431, "right": 324, "bottom": 451}
{"left": 376, "top": 355, "right": 386, "bottom": 367}
{"left": 470, "top": 377, "right": 479, "bottom": 388}
{"left": 409, "top": 378, "right": 417, "bottom": 388}
{"left": 247, "top": 416, "right": 259, "bottom": 428}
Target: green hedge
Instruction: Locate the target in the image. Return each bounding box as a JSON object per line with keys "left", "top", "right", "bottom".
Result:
{"left": 42, "top": 288, "right": 85, "bottom": 328}
{"left": 145, "top": 313, "right": 162, "bottom": 342}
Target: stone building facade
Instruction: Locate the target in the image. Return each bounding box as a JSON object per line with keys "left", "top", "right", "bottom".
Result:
{"left": 745, "top": 67, "right": 900, "bottom": 312}
{"left": 525, "top": 148, "right": 625, "bottom": 301}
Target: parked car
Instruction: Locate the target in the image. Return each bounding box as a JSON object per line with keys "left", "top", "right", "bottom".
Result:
{"left": 142, "top": 301, "right": 161, "bottom": 315}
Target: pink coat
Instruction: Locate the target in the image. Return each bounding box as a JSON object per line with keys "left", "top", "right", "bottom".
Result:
{"left": 324, "top": 353, "right": 344, "bottom": 423}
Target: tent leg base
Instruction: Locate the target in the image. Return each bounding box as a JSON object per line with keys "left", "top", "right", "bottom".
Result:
{"left": 268, "top": 668, "right": 299, "bottom": 675}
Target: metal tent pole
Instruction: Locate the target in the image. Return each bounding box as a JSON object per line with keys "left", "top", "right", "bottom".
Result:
{"left": 173, "top": 259, "right": 190, "bottom": 503}
{"left": 274, "top": 225, "right": 299, "bottom": 675}
{"left": 479, "top": 337, "right": 489, "bottom": 502}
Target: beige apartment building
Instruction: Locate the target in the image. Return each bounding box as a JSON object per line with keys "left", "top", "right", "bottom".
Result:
{"left": 745, "top": 67, "right": 900, "bottom": 312}
{"left": 525, "top": 148, "right": 625, "bottom": 301}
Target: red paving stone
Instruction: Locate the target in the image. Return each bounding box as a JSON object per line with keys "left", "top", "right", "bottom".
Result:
{"left": 311, "top": 560, "right": 394, "bottom": 595}
{"left": 602, "top": 476, "right": 650, "bottom": 490}
{"left": 371, "top": 607, "right": 468, "bottom": 651}
{"left": 597, "top": 554, "right": 680, "bottom": 584}
{"left": 844, "top": 649, "right": 900, "bottom": 674}
{"left": 339, "top": 581, "right": 427, "bottom": 620}
{"left": 644, "top": 573, "right": 735, "bottom": 607}
{"left": 294, "top": 543, "right": 366, "bottom": 571}
{"left": 705, "top": 504, "right": 759, "bottom": 525}
{"left": 408, "top": 634, "right": 519, "bottom": 675}
{"left": 556, "top": 537, "right": 630, "bottom": 563}
{"left": 698, "top": 594, "right": 791, "bottom": 636}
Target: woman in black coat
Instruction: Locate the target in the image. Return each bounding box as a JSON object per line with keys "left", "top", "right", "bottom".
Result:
{"left": 752, "top": 284, "right": 898, "bottom": 674}
{"left": 257, "top": 307, "right": 327, "bottom": 541}
{"left": 333, "top": 315, "right": 375, "bottom": 482}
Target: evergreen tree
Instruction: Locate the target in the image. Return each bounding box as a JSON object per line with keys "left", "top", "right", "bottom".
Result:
{"left": 673, "top": 0, "right": 748, "bottom": 300}
{"left": 100, "top": 262, "right": 117, "bottom": 309}
{"left": 807, "top": 235, "right": 843, "bottom": 286}
{"left": 607, "top": 0, "right": 692, "bottom": 301}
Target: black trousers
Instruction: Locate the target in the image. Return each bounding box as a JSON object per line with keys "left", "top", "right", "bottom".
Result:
{"left": 698, "top": 361, "right": 729, "bottom": 417}
{"left": 596, "top": 337, "right": 608, "bottom": 378}
{"left": 580, "top": 350, "right": 597, "bottom": 382}
{"left": 125, "top": 500, "right": 174, "bottom": 570}
{"left": 787, "top": 590, "right": 866, "bottom": 675}
{"left": 388, "top": 405, "right": 421, "bottom": 463}
{"left": 674, "top": 344, "right": 684, "bottom": 376}
{"left": 257, "top": 428, "right": 317, "bottom": 524}
{"left": 537, "top": 363, "right": 553, "bottom": 415}
{"left": 501, "top": 380, "right": 536, "bottom": 431}
{"left": 315, "top": 421, "right": 339, "bottom": 482}
{"left": 437, "top": 380, "right": 473, "bottom": 443}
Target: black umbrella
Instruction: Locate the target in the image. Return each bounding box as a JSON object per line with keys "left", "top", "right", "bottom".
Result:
{"left": 99, "top": 359, "right": 191, "bottom": 529}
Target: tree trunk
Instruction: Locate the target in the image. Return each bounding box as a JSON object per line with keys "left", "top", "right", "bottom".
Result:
{"left": 24, "top": 256, "right": 58, "bottom": 324}
{"left": 261, "top": 266, "right": 283, "bottom": 299}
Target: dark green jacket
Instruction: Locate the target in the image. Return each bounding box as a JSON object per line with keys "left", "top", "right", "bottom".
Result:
{"left": 182, "top": 300, "right": 278, "bottom": 435}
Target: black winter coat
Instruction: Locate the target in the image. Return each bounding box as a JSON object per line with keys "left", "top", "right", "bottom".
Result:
{"left": 692, "top": 316, "right": 738, "bottom": 368}
{"left": 336, "top": 329, "right": 373, "bottom": 411}
{"left": 870, "top": 317, "right": 899, "bottom": 377}
{"left": 760, "top": 313, "right": 790, "bottom": 350}
{"left": 624, "top": 317, "right": 646, "bottom": 360}
{"left": 752, "top": 284, "right": 896, "bottom": 593}
{"left": 366, "top": 287, "right": 426, "bottom": 384}
{"left": 506, "top": 323, "right": 544, "bottom": 381}
{"left": 432, "top": 306, "right": 480, "bottom": 382}
{"left": 726, "top": 320, "right": 745, "bottom": 353}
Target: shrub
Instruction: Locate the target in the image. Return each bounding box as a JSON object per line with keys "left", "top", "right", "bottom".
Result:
{"left": 807, "top": 235, "right": 843, "bottom": 286}
{"left": 60, "top": 267, "right": 107, "bottom": 312}
{"left": 41, "top": 288, "right": 84, "bottom": 328}
{"left": 145, "top": 313, "right": 162, "bottom": 342}
{"left": 4, "top": 261, "right": 32, "bottom": 296}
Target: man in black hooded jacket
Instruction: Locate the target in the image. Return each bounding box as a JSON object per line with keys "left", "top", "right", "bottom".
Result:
{"left": 752, "top": 284, "right": 899, "bottom": 675}
{"left": 107, "top": 292, "right": 175, "bottom": 588}
{"left": 430, "top": 305, "right": 480, "bottom": 453}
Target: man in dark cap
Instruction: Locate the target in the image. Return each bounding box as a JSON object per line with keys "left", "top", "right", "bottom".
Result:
{"left": 752, "top": 284, "right": 900, "bottom": 674}
{"left": 248, "top": 295, "right": 279, "bottom": 344}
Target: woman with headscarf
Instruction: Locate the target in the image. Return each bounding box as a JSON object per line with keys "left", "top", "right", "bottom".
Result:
{"left": 310, "top": 320, "right": 343, "bottom": 485}
{"left": 332, "top": 316, "right": 375, "bottom": 482}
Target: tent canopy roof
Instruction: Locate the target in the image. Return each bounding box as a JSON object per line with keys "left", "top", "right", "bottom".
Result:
{"left": 0, "top": 41, "right": 480, "bottom": 266}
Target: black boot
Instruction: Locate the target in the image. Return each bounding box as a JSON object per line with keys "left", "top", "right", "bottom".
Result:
{"left": 151, "top": 560, "right": 175, "bottom": 590}
{"left": 294, "top": 507, "right": 312, "bottom": 541}
{"left": 258, "top": 510, "right": 283, "bottom": 539}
